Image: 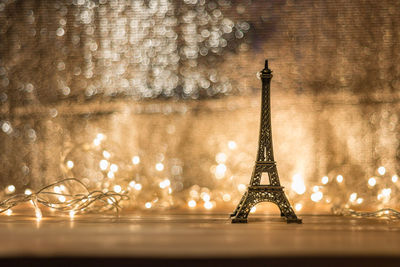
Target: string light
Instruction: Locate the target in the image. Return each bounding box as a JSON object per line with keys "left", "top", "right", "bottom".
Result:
{"left": 0, "top": 178, "right": 128, "bottom": 218}
{"left": 6, "top": 185, "right": 15, "bottom": 194}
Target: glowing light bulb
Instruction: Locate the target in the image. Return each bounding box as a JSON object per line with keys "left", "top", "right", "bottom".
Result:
{"left": 110, "top": 164, "right": 118, "bottom": 172}
{"left": 215, "top": 152, "right": 227, "bottom": 163}
{"left": 54, "top": 186, "right": 62, "bottom": 194}
{"left": 321, "top": 176, "right": 329, "bottom": 185}
{"left": 295, "top": 203, "right": 303, "bottom": 211}
{"left": 356, "top": 198, "right": 363, "bottom": 204}
{"left": 69, "top": 210, "right": 75, "bottom": 219}
{"left": 24, "top": 189, "right": 32, "bottom": 195}
{"left": 6, "top": 185, "right": 15, "bottom": 194}
{"left": 378, "top": 166, "right": 386, "bottom": 175}
{"left": 291, "top": 174, "right": 306, "bottom": 195}
{"left": 145, "top": 202, "right": 152, "bottom": 209}
{"left": 204, "top": 201, "right": 213, "bottom": 210}
{"left": 349, "top": 193, "right": 357, "bottom": 202}
{"left": 107, "top": 171, "right": 115, "bottom": 179}
{"left": 96, "top": 133, "right": 105, "bottom": 140}
{"left": 107, "top": 197, "right": 115, "bottom": 204}
{"left": 35, "top": 209, "right": 42, "bottom": 220}
{"left": 222, "top": 193, "right": 231, "bottom": 202}
{"left": 188, "top": 200, "right": 196, "bottom": 208}
{"left": 237, "top": 184, "right": 247, "bottom": 193}
{"left": 99, "top": 160, "right": 109, "bottom": 170}
{"left": 58, "top": 196, "right": 66, "bottom": 203}
{"left": 66, "top": 160, "right": 74, "bottom": 169}
{"left": 336, "top": 175, "right": 343, "bottom": 183}
{"left": 132, "top": 156, "right": 140, "bottom": 165}
{"left": 113, "top": 185, "right": 122, "bottom": 193}
{"left": 215, "top": 164, "right": 227, "bottom": 179}
{"left": 5, "top": 209, "right": 12, "bottom": 216}
{"left": 159, "top": 179, "right": 171, "bottom": 189}
{"left": 129, "top": 180, "right": 136, "bottom": 187}
{"left": 382, "top": 188, "right": 391, "bottom": 197}
{"left": 103, "top": 150, "right": 111, "bottom": 159}
{"left": 312, "top": 186, "right": 319, "bottom": 192}
{"left": 201, "top": 193, "right": 210, "bottom": 202}
{"left": 134, "top": 183, "right": 142, "bottom": 191}
{"left": 311, "top": 191, "right": 323, "bottom": 202}
{"left": 250, "top": 207, "right": 256, "bottom": 213}
{"left": 368, "top": 177, "right": 376, "bottom": 187}
{"left": 155, "top": 163, "right": 164, "bottom": 171}
{"left": 392, "top": 175, "right": 398, "bottom": 183}
{"left": 93, "top": 138, "right": 101, "bottom": 146}
{"left": 228, "top": 141, "right": 237, "bottom": 150}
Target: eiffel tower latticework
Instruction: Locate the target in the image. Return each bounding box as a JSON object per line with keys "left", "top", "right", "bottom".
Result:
{"left": 231, "top": 60, "right": 302, "bottom": 224}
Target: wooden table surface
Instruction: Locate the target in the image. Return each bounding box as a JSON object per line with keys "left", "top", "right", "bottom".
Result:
{"left": 0, "top": 213, "right": 399, "bottom": 258}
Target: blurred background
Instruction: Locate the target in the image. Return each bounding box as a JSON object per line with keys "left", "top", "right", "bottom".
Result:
{"left": 0, "top": 0, "right": 399, "bottom": 214}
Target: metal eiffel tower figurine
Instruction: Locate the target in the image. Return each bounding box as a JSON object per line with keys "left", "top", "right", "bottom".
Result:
{"left": 231, "top": 60, "right": 302, "bottom": 224}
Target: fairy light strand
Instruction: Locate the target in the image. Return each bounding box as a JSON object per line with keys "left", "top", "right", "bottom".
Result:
{"left": 0, "top": 178, "right": 128, "bottom": 218}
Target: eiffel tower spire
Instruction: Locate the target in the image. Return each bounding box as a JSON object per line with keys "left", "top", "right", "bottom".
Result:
{"left": 231, "top": 60, "right": 301, "bottom": 223}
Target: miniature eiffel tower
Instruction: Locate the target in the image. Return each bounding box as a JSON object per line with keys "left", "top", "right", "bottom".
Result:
{"left": 231, "top": 60, "right": 302, "bottom": 224}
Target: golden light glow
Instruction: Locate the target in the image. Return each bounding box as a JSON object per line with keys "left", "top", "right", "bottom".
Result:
{"left": 201, "top": 192, "right": 211, "bottom": 202}
{"left": 99, "top": 159, "right": 109, "bottom": 170}
{"left": 222, "top": 193, "right": 231, "bottom": 202}
{"left": 107, "top": 171, "right": 115, "bottom": 179}
{"left": 113, "top": 185, "right": 122, "bottom": 193}
{"left": 228, "top": 141, "right": 237, "bottom": 150}
{"left": 392, "top": 175, "right": 398, "bottom": 183}
{"left": 134, "top": 183, "right": 142, "bottom": 191}
{"left": 58, "top": 196, "right": 66, "bottom": 203}
{"left": 6, "top": 185, "right": 15, "bottom": 194}
{"left": 238, "top": 183, "right": 247, "bottom": 193}
{"left": 5, "top": 209, "right": 12, "bottom": 216}
{"left": 291, "top": 174, "right": 306, "bottom": 195}
{"left": 24, "top": 189, "right": 32, "bottom": 195}
{"left": 378, "top": 166, "right": 386, "bottom": 175}
{"left": 66, "top": 160, "right": 74, "bottom": 169}
{"left": 311, "top": 191, "right": 323, "bottom": 202}
{"left": 215, "top": 152, "right": 227, "bottom": 164}
{"left": 295, "top": 203, "right": 303, "bottom": 211}
{"left": 145, "top": 202, "right": 152, "bottom": 209}
{"left": 155, "top": 163, "right": 164, "bottom": 171}
{"left": 321, "top": 176, "right": 329, "bottom": 185}
{"left": 204, "top": 201, "right": 213, "bottom": 210}
{"left": 336, "top": 175, "right": 343, "bottom": 183}
{"left": 129, "top": 180, "right": 136, "bottom": 187}
{"left": 368, "top": 177, "right": 377, "bottom": 187}
{"left": 132, "top": 156, "right": 140, "bottom": 165}
{"left": 110, "top": 164, "right": 118, "bottom": 172}
{"left": 103, "top": 150, "right": 111, "bottom": 159}
{"left": 54, "top": 186, "right": 62, "bottom": 194}
{"left": 188, "top": 200, "right": 196, "bottom": 208}
{"left": 159, "top": 179, "right": 171, "bottom": 189}
{"left": 349, "top": 192, "right": 357, "bottom": 202}
{"left": 215, "top": 163, "right": 227, "bottom": 179}
{"left": 250, "top": 206, "right": 256, "bottom": 213}
{"left": 69, "top": 210, "right": 75, "bottom": 219}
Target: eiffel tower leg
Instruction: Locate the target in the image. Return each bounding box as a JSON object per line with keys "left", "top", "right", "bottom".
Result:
{"left": 231, "top": 191, "right": 256, "bottom": 223}
{"left": 230, "top": 193, "right": 246, "bottom": 218}
{"left": 275, "top": 191, "right": 302, "bottom": 224}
